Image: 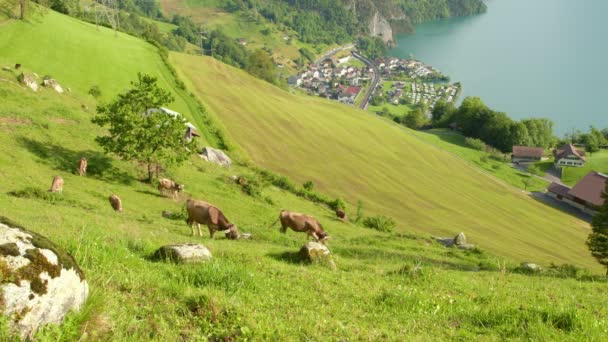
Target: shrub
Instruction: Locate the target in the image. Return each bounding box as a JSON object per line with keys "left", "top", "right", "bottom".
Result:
{"left": 362, "top": 215, "right": 396, "bottom": 232}
{"left": 329, "top": 197, "right": 346, "bottom": 211}
{"left": 303, "top": 180, "right": 314, "bottom": 191}
{"left": 88, "top": 85, "right": 102, "bottom": 99}
{"left": 354, "top": 200, "right": 364, "bottom": 224}
{"left": 464, "top": 137, "right": 486, "bottom": 151}
{"left": 491, "top": 164, "right": 502, "bottom": 171}
{"left": 479, "top": 155, "right": 489, "bottom": 163}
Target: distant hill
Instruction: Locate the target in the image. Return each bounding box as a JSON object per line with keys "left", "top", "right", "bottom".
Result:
{"left": 158, "top": 0, "right": 486, "bottom": 67}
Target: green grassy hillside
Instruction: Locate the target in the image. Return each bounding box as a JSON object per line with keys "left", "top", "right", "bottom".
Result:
{"left": 0, "top": 11, "right": 201, "bottom": 128}
{"left": 1, "top": 11, "right": 608, "bottom": 340}
{"left": 171, "top": 53, "right": 596, "bottom": 270}
{"left": 1, "top": 80, "right": 607, "bottom": 340}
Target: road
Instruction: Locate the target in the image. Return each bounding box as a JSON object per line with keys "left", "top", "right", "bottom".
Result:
{"left": 351, "top": 51, "right": 380, "bottom": 110}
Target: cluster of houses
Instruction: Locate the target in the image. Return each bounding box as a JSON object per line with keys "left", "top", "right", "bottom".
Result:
{"left": 512, "top": 144, "right": 606, "bottom": 215}
{"left": 511, "top": 144, "right": 587, "bottom": 167}
{"left": 406, "top": 82, "right": 459, "bottom": 108}
{"left": 374, "top": 57, "right": 445, "bottom": 81}
{"left": 377, "top": 81, "right": 460, "bottom": 108}
{"left": 288, "top": 58, "right": 373, "bottom": 104}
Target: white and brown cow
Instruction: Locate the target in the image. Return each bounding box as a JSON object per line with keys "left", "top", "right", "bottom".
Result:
{"left": 77, "top": 158, "right": 87, "bottom": 176}
{"left": 49, "top": 176, "right": 64, "bottom": 193}
{"left": 277, "top": 210, "right": 329, "bottom": 244}
{"left": 157, "top": 178, "right": 184, "bottom": 199}
{"left": 185, "top": 199, "right": 239, "bottom": 239}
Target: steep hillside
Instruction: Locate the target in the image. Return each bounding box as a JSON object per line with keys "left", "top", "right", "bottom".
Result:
{"left": 1, "top": 11, "right": 607, "bottom": 340}
{"left": 0, "top": 10, "right": 208, "bottom": 139}
{"left": 172, "top": 53, "right": 597, "bottom": 270}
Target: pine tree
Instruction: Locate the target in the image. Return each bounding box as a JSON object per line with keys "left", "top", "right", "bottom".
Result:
{"left": 587, "top": 181, "right": 608, "bottom": 275}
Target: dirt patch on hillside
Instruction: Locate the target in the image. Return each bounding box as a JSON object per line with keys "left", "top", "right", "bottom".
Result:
{"left": 0, "top": 117, "right": 32, "bottom": 126}
{"left": 49, "top": 117, "right": 78, "bottom": 125}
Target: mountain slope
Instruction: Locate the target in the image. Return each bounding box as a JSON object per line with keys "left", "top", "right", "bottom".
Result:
{"left": 172, "top": 53, "right": 596, "bottom": 270}
{"left": 0, "top": 10, "right": 205, "bottom": 137}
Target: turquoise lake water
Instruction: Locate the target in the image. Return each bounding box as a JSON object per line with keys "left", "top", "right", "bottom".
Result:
{"left": 389, "top": 0, "right": 608, "bottom": 135}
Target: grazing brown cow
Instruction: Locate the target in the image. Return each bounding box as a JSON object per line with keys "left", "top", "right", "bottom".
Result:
{"left": 77, "top": 158, "right": 87, "bottom": 176}
{"left": 335, "top": 209, "right": 348, "bottom": 222}
{"left": 157, "top": 178, "right": 184, "bottom": 199}
{"left": 109, "top": 194, "right": 123, "bottom": 212}
{"left": 49, "top": 176, "right": 64, "bottom": 193}
{"left": 185, "top": 199, "right": 239, "bottom": 239}
{"left": 276, "top": 210, "right": 329, "bottom": 243}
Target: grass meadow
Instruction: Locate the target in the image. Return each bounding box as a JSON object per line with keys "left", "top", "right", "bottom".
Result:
{"left": 171, "top": 53, "right": 596, "bottom": 271}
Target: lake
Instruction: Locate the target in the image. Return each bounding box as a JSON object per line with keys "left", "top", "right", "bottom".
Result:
{"left": 389, "top": 0, "right": 608, "bottom": 135}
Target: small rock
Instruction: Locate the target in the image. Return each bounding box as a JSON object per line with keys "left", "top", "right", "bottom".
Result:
{"left": 0, "top": 217, "right": 88, "bottom": 339}
{"left": 454, "top": 232, "right": 467, "bottom": 246}
{"left": 239, "top": 233, "right": 252, "bottom": 239}
{"left": 299, "top": 242, "right": 336, "bottom": 269}
{"left": 153, "top": 243, "right": 212, "bottom": 263}
{"left": 521, "top": 262, "right": 543, "bottom": 272}
{"left": 161, "top": 211, "right": 173, "bottom": 218}
{"left": 42, "top": 79, "right": 64, "bottom": 93}
{"left": 18, "top": 73, "right": 38, "bottom": 92}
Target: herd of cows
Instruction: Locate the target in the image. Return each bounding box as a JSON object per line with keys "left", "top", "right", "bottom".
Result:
{"left": 47, "top": 157, "right": 338, "bottom": 244}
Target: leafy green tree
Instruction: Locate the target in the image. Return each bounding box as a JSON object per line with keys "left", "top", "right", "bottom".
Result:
{"left": 583, "top": 133, "right": 600, "bottom": 156}
{"left": 431, "top": 99, "right": 455, "bottom": 126}
{"left": 92, "top": 73, "right": 196, "bottom": 182}
{"left": 587, "top": 182, "right": 608, "bottom": 275}
{"left": 246, "top": 49, "right": 276, "bottom": 84}
{"left": 522, "top": 118, "right": 555, "bottom": 148}
{"left": 402, "top": 108, "right": 428, "bottom": 130}
{"left": 509, "top": 121, "right": 531, "bottom": 147}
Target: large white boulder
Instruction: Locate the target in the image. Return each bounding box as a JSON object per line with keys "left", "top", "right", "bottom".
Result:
{"left": 0, "top": 217, "right": 88, "bottom": 339}
{"left": 153, "top": 243, "right": 212, "bottom": 263}
{"left": 199, "top": 147, "right": 232, "bottom": 168}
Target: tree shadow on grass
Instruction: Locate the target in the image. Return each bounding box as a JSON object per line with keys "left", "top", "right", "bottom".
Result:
{"left": 18, "top": 137, "right": 134, "bottom": 185}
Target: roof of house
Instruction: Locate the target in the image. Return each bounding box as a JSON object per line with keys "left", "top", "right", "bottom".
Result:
{"left": 554, "top": 144, "right": 587, "bottom": 162}
{"left": 344, "top": 86, "right": 361, "bottom": 96}
{"left": 568, "top": 171, "right": 607, "bottom": 207}
{"left": 547, "top": 182, "right": 572, "bottom": 198}
{"left": 512, "top": 146, "right": 544, "bottom": 158}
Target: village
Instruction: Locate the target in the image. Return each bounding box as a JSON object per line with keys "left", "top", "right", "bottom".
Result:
{"left": 288, "top": 53, "right": 460, "bottom": 111}
{"left": 288, "top": 54, "right": 373, "bottom": 105}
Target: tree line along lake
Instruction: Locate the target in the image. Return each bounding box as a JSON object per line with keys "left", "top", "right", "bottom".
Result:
{"left": 389, "top": 0, "right": 608, "bottom": 135}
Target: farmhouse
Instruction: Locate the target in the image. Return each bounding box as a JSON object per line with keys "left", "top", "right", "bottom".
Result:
{"left": 512, "top": 146, "right": 545, "bottom": 163}
{"left": 554, "top": 144, "right": 586, "bottom": 167}
{"left": 547, "top": 171, "right": 607, "bottom": 215}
